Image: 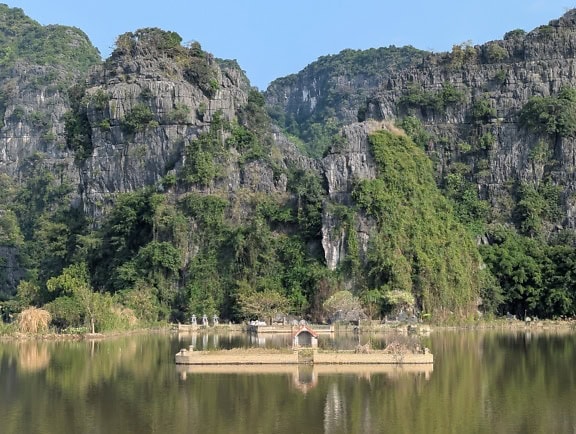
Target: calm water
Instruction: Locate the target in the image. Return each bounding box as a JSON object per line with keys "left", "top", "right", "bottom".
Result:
{"left": 1, "top": 328, "right": 576, "bottom": 434}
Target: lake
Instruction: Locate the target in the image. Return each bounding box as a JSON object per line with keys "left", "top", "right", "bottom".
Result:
{"left": 1, "top": 327, "right": 575, "bottom": 434}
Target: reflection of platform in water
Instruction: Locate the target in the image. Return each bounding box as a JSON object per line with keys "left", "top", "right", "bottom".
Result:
{"left": 176, "top": 363, "right": 433, "bottom": 376}
{"left": 176, "top": 363, "right": 434, "bottom": 390}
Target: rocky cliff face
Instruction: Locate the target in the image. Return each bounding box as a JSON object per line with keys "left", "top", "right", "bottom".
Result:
{"left": 0, "top": 23, "right": 320, "bottom": 294}
{"left": 0, "top": 5, "right": 100, "bottom": 187}
{"left": 265, "top": 46, "right": 427, "bottom": 127}
{"left": 267, "top": 9, "right": 576, "bottom": 231}
{"left": 79, "top": 38, "right": 250, "bottom": 216}
{"left": 0, "top": 63, "right": 80, "bottom": 184}
{"left": 47, "top": 30, "right": 313, "bottom": 220}
{"left": 371, "top": 11, "right": 576, "bottom": 228}
{"left": 0, "top": 8, "right": 102, "bottom": 294}
{"left": 320, "top": 121, "right": 380, "bottom": 270}
{"left": 0, "top": 26, "right": 313, "bottom": 222}
{"left": 3, "top": 7, "right": 576, "bottom": 295}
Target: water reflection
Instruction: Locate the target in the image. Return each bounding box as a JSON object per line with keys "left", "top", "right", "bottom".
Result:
{"left": 1, "top": 328, "right": 576, "bottom": 434}
{"left": 17, "top": 342, "right": 51, "bottom": 373}
{"left": 175, "top": 363, "right": 434, "bottom": 386}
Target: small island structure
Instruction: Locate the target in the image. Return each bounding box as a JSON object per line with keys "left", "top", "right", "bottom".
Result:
{"left": 174, "top": 325, "right": 433, "bottom": 365}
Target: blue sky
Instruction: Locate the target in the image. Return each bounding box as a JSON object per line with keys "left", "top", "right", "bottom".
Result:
{"left": 5, "top": 0, "right": 573, "bottom": 89}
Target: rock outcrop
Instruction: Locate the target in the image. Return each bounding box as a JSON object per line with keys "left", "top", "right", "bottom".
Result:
{"left": 3, "top": 6, "right": 576, "bottom": 295}
{"left": 266, "top": 9, "right": 576, "bottom": 230}
{"left": 0, "top": 63, "right": 80, "bottom": 183}
{"left": 321, "top": 121, "right": 381, "bottom": 269}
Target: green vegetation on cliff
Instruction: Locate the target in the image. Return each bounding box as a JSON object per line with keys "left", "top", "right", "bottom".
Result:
{"left": 4, "top": 6, "right": 576, "bottom": 332}
{"left": 520, "top": 86, "right": 576, "bottom": 138}
{"left": 0, "top": 5, "right": 100, "bottom": 71}
{"left": 352, "top": 130, "right": 482, "bottom": 317}
{"left": 0, "top": 127, "right": 489, "bottom": 329}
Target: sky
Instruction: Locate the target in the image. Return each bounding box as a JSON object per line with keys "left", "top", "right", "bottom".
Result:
{"left": 5, "top": 1, "right": 575, "bottom": 90}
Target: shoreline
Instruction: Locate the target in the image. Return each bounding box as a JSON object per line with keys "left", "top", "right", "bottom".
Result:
{"left": 0, "top": 318, "right": 575, "bottom": 341}
{"left": 0, "top": 326, "right": 172, "bottom": 341}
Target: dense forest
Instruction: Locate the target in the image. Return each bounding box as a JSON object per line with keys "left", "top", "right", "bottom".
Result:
{"left": 1, "top": 5, "right": 576, "bottom": 333}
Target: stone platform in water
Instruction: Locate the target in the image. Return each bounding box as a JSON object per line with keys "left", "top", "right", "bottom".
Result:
{"left": 174, "top": 347, "right": 433, "bottom": 365}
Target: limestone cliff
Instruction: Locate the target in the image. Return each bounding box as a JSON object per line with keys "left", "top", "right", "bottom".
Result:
{"left": 266, "top": 9, "right": 576, "bottom": 232}
{"left": 0, "top": 21, "right": 318, "bottom": 295}
{"left": 49, "top": 29, "right": 311, "bottom": 220}
{"left": 0, "top": 62, "right": 79, "bottom": 182}
{"left": 321, "top": 122, "right": 378, "bottom": 270}
{"left": 1, "top": 5, "right": 575, "bottom": 310}
{"left": 78, "top": 31, "right": 253, "bottom": 216}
